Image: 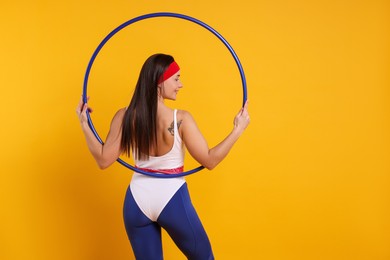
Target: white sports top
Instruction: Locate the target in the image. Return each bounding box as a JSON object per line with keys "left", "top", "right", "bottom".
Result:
{"left": 130, "top": 109, "right": 186, "bottom": 221}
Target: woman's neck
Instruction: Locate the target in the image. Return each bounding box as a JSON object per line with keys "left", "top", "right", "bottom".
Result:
{"left": 157, "top": 99, "right": 173, "bottom": 115}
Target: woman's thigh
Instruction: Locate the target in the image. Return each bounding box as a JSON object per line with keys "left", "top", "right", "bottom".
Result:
{"left": 123, "top": 186, "right": 163, "bottom": 260}
{"left": 157, "top": 183, "right": 214, "bottom": 260}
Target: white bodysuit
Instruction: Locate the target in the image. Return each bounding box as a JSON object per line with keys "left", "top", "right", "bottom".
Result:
{"left": 129, "top": 109, "right": 185, "bottom": 221}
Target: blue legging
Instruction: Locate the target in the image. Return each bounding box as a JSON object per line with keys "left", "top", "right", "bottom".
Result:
{"left": 123, "top": 183, "right": 214, "bottom": 260}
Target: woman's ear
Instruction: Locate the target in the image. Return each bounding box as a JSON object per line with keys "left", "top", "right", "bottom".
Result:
{"left": 157, "top": 83, "right": 163, "bottom": 97}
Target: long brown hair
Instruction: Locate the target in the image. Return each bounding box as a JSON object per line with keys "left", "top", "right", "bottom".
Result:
{"left": 121, "top": 54, "right": 175, "bottom": 160}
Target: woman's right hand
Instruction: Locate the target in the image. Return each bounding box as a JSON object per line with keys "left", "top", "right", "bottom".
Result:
{"left": 180, "top": 100, "right": 250, "bottom": 170}
{"left": 233, "top": 100, "right": 250, "bottom": 133}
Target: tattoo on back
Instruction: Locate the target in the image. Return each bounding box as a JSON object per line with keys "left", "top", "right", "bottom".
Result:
{"left": 168, "top": 120, "right": 183, "bottom": 136}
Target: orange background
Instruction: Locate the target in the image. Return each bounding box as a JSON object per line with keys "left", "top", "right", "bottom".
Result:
{"left": 0, "top": 0, "right": 389, "bottom": 259}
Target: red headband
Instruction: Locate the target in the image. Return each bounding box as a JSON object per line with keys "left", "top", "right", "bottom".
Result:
{"left": 158, "top": 61, "right": 180, "bottom": 84}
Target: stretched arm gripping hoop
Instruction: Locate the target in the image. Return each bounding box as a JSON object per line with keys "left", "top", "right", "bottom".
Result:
{"left": 83, "top": 12, "right": 247, "bottom": 178}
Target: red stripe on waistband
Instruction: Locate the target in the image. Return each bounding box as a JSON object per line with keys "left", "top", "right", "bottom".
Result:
{"left": 135, "top": 166, "right": 184, "bottom": 175}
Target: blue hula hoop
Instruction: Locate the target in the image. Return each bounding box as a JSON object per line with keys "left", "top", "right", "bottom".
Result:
{"left": 83, "top": 12, "right": 247, "bottom": 178}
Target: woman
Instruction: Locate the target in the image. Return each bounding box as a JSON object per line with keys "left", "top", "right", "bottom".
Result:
{"left": 76, "top": 53, "right": 250, "bottom": 259}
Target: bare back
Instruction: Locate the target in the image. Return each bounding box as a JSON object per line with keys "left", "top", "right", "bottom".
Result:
{"left": 151, "top": 106, "right": 183, "bottom": 157}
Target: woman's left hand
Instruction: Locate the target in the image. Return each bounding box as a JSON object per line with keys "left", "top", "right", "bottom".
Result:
{"left": 76, "top": 96, "right": 93, "bottom": 125}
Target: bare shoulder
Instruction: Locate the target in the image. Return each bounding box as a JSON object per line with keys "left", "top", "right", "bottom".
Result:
{"left": 115, "top": 107, "right": 127, "bottom": 117}
{"left": 111, "top": 107, "right": 126, "bottom": 125}
{"left": 177, "top": 109, "right": 195, "bottom": 124}
{"left": 176, "top": 110, "right": 199, "bottom": 137}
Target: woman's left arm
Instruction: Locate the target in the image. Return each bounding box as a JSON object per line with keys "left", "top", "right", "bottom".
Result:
{"left": 76, "top": 97, "right": 125, "bottom": 169}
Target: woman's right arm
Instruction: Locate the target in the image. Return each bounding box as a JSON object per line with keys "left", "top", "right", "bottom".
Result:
{"left": 181, "top": 101, "right": 250, "bottom": 170}
{"left": 76, "top": 97, "right": 125, "bottom": 169}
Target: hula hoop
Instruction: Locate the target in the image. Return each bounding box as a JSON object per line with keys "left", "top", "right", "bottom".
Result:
{"left": 83, "top": 12, "right": 247, "bottom": 178}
